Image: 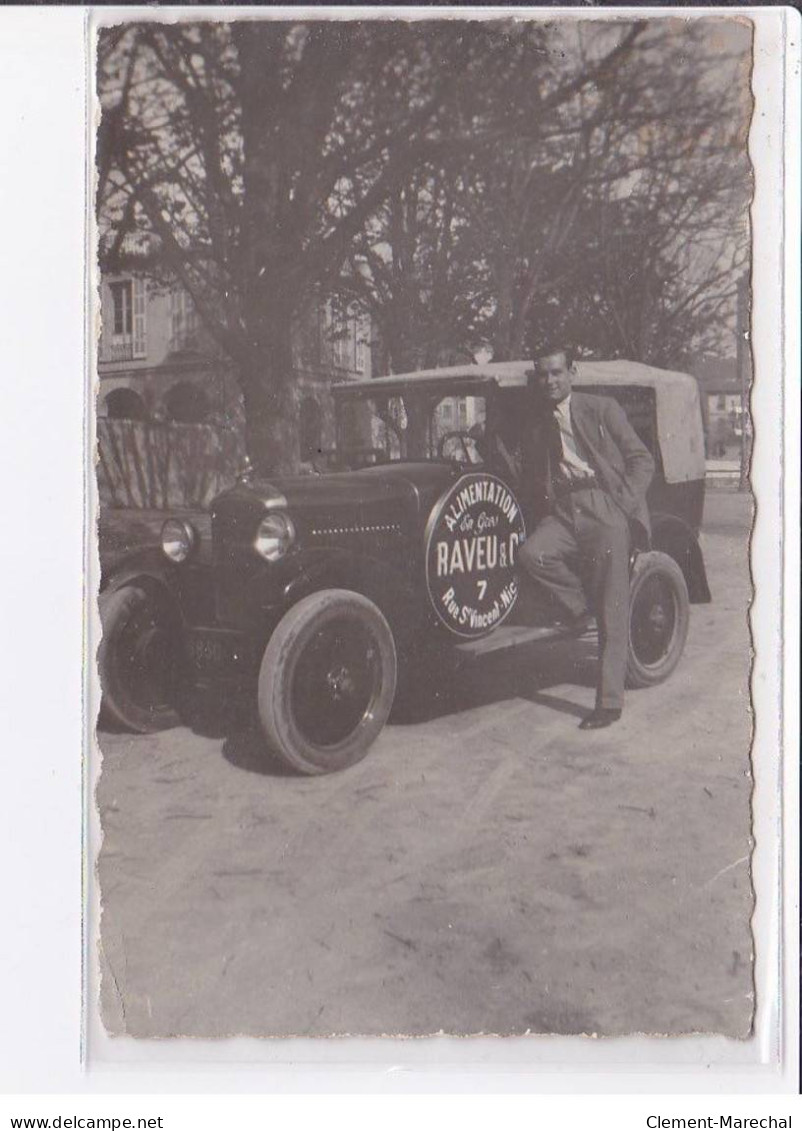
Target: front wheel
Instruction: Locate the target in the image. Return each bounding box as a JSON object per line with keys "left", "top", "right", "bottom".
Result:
{"left": 258, "top": 590, "right": 397, "bottom": 775}
{"left": 97, "top": 584, "right": 183, "bottom": 733}
{"left": 626, "top": 551, "right": 690, "bottom": 689}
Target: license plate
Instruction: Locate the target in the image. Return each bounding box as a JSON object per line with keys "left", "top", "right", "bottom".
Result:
{"left": 185, "top": 631, "right": 233, "bottom": 670}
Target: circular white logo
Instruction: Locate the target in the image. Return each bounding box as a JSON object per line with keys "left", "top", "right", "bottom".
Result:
{"left": 425, "top": 473, "right": 526, "bottom": 639}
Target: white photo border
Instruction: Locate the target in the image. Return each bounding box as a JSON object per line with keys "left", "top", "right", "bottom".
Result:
{"left": 0, "top": 2, "right": 796, "bottom": 1097}
{"left": 81, "top": 2, "right": 802, "bottom": 1089}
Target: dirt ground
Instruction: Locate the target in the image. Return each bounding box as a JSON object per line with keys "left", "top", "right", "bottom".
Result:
{"left": 96, "top": 491, "right": 754, "bottom": 1039}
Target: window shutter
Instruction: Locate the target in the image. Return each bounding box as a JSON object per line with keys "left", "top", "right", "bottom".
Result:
{"left": 354, "top": 314, "right": 366, "bottom": 373}
{"left": 133, "top": 277, "right": 147, "bottom": 358}
{"left": 186, "top": 291, "right": 198, "bottom": 339}
{"left": 169, "top": 287, "right": 178, "bottom": 349}
{"left": 99, "top": 281, "right": 108, "bottom": 361}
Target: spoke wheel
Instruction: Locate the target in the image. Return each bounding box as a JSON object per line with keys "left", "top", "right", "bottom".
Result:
{"left": 258, "top": 590, "right": 397, "bottom": 775}
{"left": 98, "top": 585, "right": 183, "bottom": 733}
{"left": 290, "top": 617, "right": 382, "bottom": 748}
{"left": 626, "top": 551, "right": 690, "bottom": 689}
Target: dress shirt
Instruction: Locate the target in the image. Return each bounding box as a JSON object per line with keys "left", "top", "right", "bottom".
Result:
{"left": 553, "top": 395, "right": 595, "bottom": 482}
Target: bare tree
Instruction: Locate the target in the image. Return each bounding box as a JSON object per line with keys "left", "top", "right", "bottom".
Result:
{"left": 98, "top": 17, "right": 752, "bottom": 472}
{"left": 450, "top": 21, "right": 649, "bottom": 361}
{"left": 338, "top": 160, "right": 482, "bottom": 373}
{"left": 334, "top": 21, "right": 653, "bottom": 368}
{"left": 98, "top": 21, "right": 474, "bottom": 472}
{"left": 470, "top": 19, "right": 752, "bottom": 365}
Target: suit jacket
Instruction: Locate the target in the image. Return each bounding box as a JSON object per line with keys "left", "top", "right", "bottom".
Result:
{"left": 525, "top": 391, "right": 655, "bottom": 541}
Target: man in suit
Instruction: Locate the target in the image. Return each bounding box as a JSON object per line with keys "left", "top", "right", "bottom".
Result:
{"left": 517, "top": 349, "right": 655, "bottom": 730}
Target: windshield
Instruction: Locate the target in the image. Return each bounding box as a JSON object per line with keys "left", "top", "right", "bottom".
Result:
{"left": 335, "top": 390, "right": 488, "bottom": 468}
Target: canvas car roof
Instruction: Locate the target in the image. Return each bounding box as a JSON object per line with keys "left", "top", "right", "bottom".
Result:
{"left": 334, "top": 359, "right": 705, "bottom": 483}
{"left": 334, "top": 358, "right": 697, "bottom": 392}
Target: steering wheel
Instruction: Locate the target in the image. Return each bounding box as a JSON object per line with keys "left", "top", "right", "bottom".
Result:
{"left": 438, "top": 430, "right": 477, "bottom": 463}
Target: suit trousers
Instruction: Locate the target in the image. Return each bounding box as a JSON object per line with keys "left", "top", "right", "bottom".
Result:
{"left": 517, "top": 487, "right": 630, "bottom": 710}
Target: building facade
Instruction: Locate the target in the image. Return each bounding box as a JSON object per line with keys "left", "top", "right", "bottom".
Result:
{"left": 97, "top": 273, "right": 374, "bottom": 459}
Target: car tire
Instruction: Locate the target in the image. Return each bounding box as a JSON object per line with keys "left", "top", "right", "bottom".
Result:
{"left": 626, "top": 551, "right": 690, "bottom": 689}
{"left": 97, "top": 584, "right": 183, "bottom": 733}
{"left": 258, "top": 589, "right": 397, "bottom": 775}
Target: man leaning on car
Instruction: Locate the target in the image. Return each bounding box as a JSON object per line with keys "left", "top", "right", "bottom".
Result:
{"left": 517, "top": 348, "right": 655, "bottom": 730}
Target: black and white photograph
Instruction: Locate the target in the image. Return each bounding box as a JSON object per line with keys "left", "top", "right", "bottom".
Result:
{"left": 92, "top": 12, "right": 758, "bottom": 1042}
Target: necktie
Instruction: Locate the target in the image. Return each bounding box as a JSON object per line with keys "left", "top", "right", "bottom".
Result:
{"left": 545, "top": 411, "right": 563, "bottom": 502}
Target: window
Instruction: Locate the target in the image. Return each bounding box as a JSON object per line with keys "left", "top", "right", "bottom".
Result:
{"left": 110, "top": 281, "right": 132, "bottom": 336}
{"left": 103, "top": 276, "right": 147, "bottom": 361}
{"left": 354, "top": 315, "right": 367, "bottom": 373}
{"left": 325, "top": 300, "right": 347, "bottom": 369}
{"left": 336, "top": 391, "right": 486, "bottom": 466}
{"left": 170, "top": 287, "right": 199, "bottom": 351}
{"left": 327, "top": 302, "right": 368, "bottom": 372}
{"left": 334, "top": 334, "right": 349, "bottom": 369}
{"left": 433, "top": 395, "right": 485, "bottom": 463}
{"left": 717, "top": 395, "right": 726, "bottom": 410}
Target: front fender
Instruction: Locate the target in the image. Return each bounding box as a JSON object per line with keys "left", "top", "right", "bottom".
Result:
{"left": 280, "top": 548, "right": 424, "bottom": 643}
{"left": 650, "top": 513, "right": 711, "bottom": 604}
{"left": 100, "top": 546, "right": 179, "bottom": 604}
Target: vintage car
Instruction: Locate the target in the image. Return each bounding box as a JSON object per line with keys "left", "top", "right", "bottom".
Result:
{"left": 98, "top": 360, "right": 710, "bottom": 774}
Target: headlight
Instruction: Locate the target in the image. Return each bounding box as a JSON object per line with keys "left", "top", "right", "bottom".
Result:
{"left": 254, "top": 512, "right": 295, "bottom": 562}
{"left": 161, "top": 518, "right": 197, "bottom": 563}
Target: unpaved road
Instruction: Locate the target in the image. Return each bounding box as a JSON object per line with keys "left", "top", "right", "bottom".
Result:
{"left": 97, "top": 492, "right": 753, "bottom": 1038}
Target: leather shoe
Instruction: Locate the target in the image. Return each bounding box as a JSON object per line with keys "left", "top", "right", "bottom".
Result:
{"left": 579, "top": 707, "right": 622, "bottom": 730}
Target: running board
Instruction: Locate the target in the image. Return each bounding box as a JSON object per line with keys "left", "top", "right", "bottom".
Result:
{"left": 453, "top": 621, "right": 594, "bottom": 662}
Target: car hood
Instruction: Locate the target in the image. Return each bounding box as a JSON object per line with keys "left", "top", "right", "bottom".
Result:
{"left": 212, "top": 462, "right": 461, "bottom": 534}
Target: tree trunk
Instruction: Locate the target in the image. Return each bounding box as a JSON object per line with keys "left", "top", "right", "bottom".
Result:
{"left": 233, "top": 24, "right": 301, "bottom": 477}
{"left": 493, "top": 262, "right": 514, "bottom": 362}
{"left": 237, "top": 324, "right": 299, "bottom": 477}
{"left": 380, "top": 305, "right": 420, "bottom": 374}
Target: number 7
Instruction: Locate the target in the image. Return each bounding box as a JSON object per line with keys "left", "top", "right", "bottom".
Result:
{"left": 476, "top": 579, "right": 488, "bottom": 601}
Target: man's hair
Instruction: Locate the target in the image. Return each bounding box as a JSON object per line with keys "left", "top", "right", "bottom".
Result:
{"left": 535, "top": 346, "right": 573, "bottom": 369}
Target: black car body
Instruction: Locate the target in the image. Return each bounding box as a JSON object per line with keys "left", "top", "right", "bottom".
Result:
{"left": 99, "top": 360, "right": 710, "bottom": 774}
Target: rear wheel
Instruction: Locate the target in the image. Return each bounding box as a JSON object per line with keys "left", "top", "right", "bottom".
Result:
{"left": 626, "top": 551, "right": 690, "bottom": 688}
{"left": 258, "top": 590, "right": 397, "bottom": 775}
{"left": 97, "top": 585, "right": 183, "bottom": 732}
